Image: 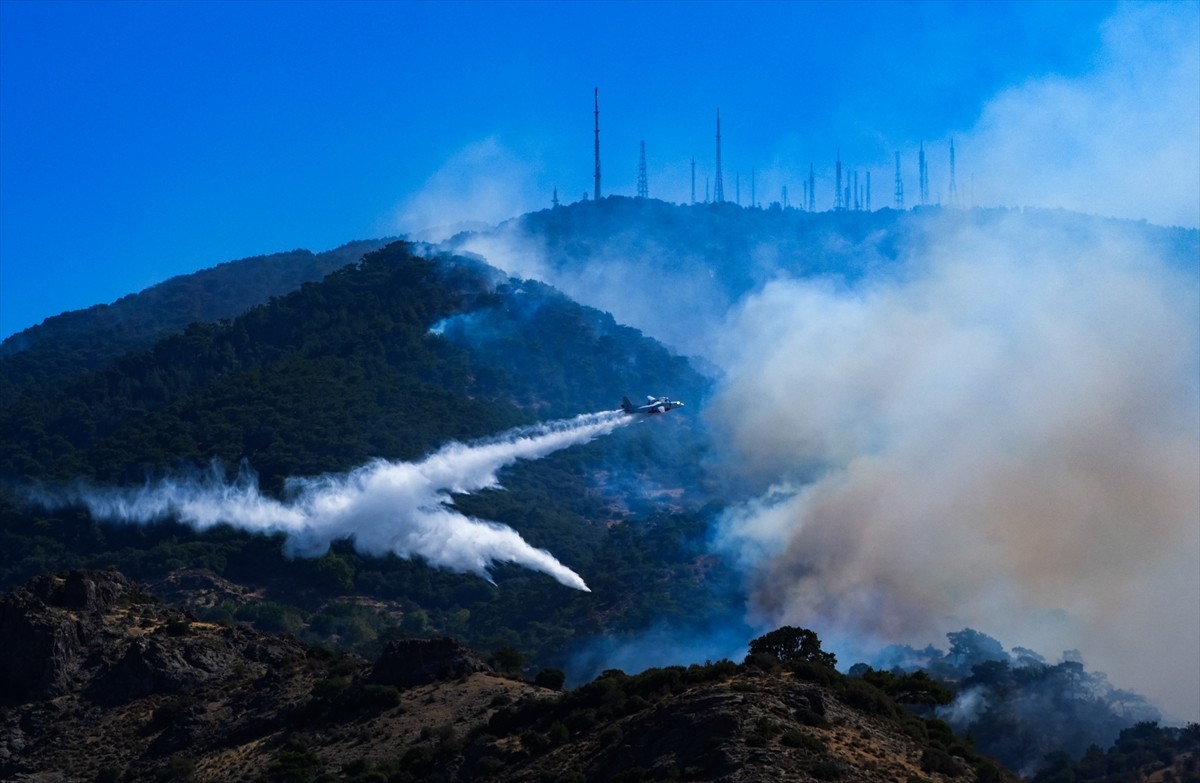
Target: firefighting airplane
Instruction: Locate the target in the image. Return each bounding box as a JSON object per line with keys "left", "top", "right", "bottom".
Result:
{"left": 621, "top": 395, "right": 685, "bottom": 415}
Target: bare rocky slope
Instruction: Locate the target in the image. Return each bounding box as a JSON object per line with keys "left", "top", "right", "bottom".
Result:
{"left": 0, "top": 571, "right": 1017, "bottom": 783}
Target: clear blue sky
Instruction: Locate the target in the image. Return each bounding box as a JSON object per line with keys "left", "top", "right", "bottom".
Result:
{"left": 2, "top": 0, "right": 1197, "bottom": 339}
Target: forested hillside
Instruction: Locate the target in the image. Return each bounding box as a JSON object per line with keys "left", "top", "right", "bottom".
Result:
{"left": 0, "top": 238, "right": 393, "bottom": 403}
{"left": 0, "top": 240, "right": 723, "bottom": 668}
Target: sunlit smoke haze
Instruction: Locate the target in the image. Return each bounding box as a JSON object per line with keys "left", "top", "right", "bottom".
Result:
{"left": 457, "top": 225, "right": 735, "bottom": 359}
{"left": 392, "top": 137, "right": 545, "bottom": 242}
{"left": 961, "top": 2, "right": 1199, "bottom": 227}
{"left": 705, "top": 213, "right": 1200, "bottom": 719}
{"left": 37, "top": 411, "right": 633, "bottom": 592}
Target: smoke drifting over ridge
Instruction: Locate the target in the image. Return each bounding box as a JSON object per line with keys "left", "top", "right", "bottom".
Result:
{"left": 38, "top": 411, "right": 632, "bottom": 591}
{"left": 454, "top": 203, "right": 1198, "bottom": 718}
{"left": 707, "top": 213, "right": 1199, "bottom": 720}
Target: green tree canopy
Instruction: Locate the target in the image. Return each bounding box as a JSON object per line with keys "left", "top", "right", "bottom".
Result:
{"left": 747, "top": 626, "right": 837, "bottom": 669}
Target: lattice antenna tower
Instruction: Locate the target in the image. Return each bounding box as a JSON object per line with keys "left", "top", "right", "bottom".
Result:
{"left": 948, "top": 138, "right": 958, "bottom": 206}
{"left": 807, "top": 163, "right": 815, "bottom": 211}
{"left": 637, "top": 141, "right": 648, "bottom": 198}
{"left": 920, "top": 142, "right": 928, "bottom": 205}
{"left": 866, "top": 171, "right": 871, "bottom": 211}
{"left": 593, "top": 88, "right": 601, "bottom": 201}
{"left": 713, "top": 109, "right": 725, "bottom": 203}
{"left": 552, "top": 187, "right": 559, "bottom": 208}
{"left": 835, "top": 150, "right": 843, "bottom": 209}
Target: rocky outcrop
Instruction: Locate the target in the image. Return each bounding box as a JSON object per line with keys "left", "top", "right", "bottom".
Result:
{"left": 0, "top": 570, "right": 307, "bottom": 705}
{"left": 0, "top": 572, "right": 1019, "bottom": 783}
{"left": 369, "top": 636, "right": 495, "bottom": 688}
{"left": 0, "top": 571, "right": 146, "bottom": 700}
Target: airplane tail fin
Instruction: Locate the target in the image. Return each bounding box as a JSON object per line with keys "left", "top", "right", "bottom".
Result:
{"left": 621, "top": 396, "right": 635, "bottom": 414}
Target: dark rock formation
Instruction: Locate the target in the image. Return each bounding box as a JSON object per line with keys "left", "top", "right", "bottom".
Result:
{"left": 0, "top": 570, "right": 146, "bottom": 700}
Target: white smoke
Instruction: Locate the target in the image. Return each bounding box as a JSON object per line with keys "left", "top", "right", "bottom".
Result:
{"left": 706, "top": 212, "right": 1200, "bottom": 720}
{"left": 960, "top": 2, "right": 1199, "bottom": 228}
{"left": 43, "top": 411, "right": 632, "bottom": 591}
{"left": 391, "top": 137, "right": 544, "bottom": 242}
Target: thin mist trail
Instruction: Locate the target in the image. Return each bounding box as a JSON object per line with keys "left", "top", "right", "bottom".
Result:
{"left": 37, "top": 409, "right": 633, "bottom": 590}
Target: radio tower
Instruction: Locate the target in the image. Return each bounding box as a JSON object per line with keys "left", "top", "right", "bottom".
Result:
{"left": 835, "top": 150, "right": 843, "bottom": 209}
{"left": 866, "top": 171, "right": 871, "bottom": 211}
{"left": 807, "top": 163, "right": 815, "bottom": 211}
{"left": 691, "top": 157, "right": 696, "bottom": 204}
{"left": 637, "top": 141, "right": 648, "bottom": 198}
{"left": 593, "top": 88, "right": 601, "bottom": 201}
{"left": 948, "top": 138, "right": 958, "bottom": 206}
{"left": 713, "top": 109, "right": 725, "bottom": 203}
{"left": 918, "top": 141, "right": 928, "bottom": 206}
{"left": 894, "top": 152, "right": 904, "bottom": 208}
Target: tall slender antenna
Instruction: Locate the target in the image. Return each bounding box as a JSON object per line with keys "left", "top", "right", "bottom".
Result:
{"left": 552, "top": 187, "right": 559, "bottom": 208}
{"left": 894, "top": 152, "right": 904, "bottom": 208}
{"left": 853, "top": 171, "right": 860, "bottom": 210}
{"left": 593, "top": 88, "right": 601, "bottom": 201}
{"left": 690, "top": 157, "right": 696, "bottom": 204}
{"left": 865, "top": 171, "right": 871, "bottom": 211}
{"left": 807, "top": 163, "right": 815, "bottom": 211}
{"left": 713, "top": 109, "right": 725, "bottom": 203}
{"left": 637, "top": 140, "right": 648, "bottom": 198}
{"left": 948, "top": 138, "right": 958, "bottom": 207}
{"left": 835, "top": 150, "right": 843, "bottom": 210}
{"left": 918, "top": 141, "right": 928, "bottom": 206}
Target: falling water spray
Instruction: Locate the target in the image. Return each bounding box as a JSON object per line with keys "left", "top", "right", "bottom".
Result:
{"left": 35, "top": 410, "right": 633, "bottom": 590}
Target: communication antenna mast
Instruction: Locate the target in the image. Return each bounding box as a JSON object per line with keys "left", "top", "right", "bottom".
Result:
{"left": 918, "top": 141, "right": 928, "bottom": 206}
{"left": 948, "top": 138, "right": 958, "bottom": 207}
{"left": 835, "top": 149, "right": 843, "bottom": 210}
{"left": 552, "top": 187, "right": 559, "bottom": 208}
{"left": 853, "top": 171, "right": 860, "bottom": 210}
{"left": 713, "top": 109, "right": 725, "bottom": 203}
{"left": 807, "top": 163, "right": 815, "bottom": 211}
{"left": 691, "top": 157, "right": 696, "bottom": 204}
{"left": 894, "top": 152, "right": 904, "bottom": 208}
{"left": 866, "top": 171, "right": 871, "bottom": 211}
{"left": 593, "top": 88, "right": 601, "bottom": 201}
{"left": 637, "top": 140, "right": 648, "bottom": 198}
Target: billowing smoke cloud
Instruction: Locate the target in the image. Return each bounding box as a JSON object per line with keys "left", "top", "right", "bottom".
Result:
{"left": 707, "top": 212, "right": 1200, "bottom": 720}
{"left": 40, "top": 411, "right": 632, "bottom": 591}
{"left": 961, "top": 2, "right": 1199, "bottom": 228}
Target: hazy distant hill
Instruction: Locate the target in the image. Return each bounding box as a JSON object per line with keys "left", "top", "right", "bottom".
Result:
{"left": 0, "top": 238, "right": 394, "bottom": 403}
{"left": 447, "top": 197, "right": 1200, "bottom": 358}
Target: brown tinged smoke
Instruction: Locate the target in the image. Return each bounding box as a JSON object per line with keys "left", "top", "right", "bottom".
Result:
{"left": 707, "top": 213, "right": 1200, "bottom": 721}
